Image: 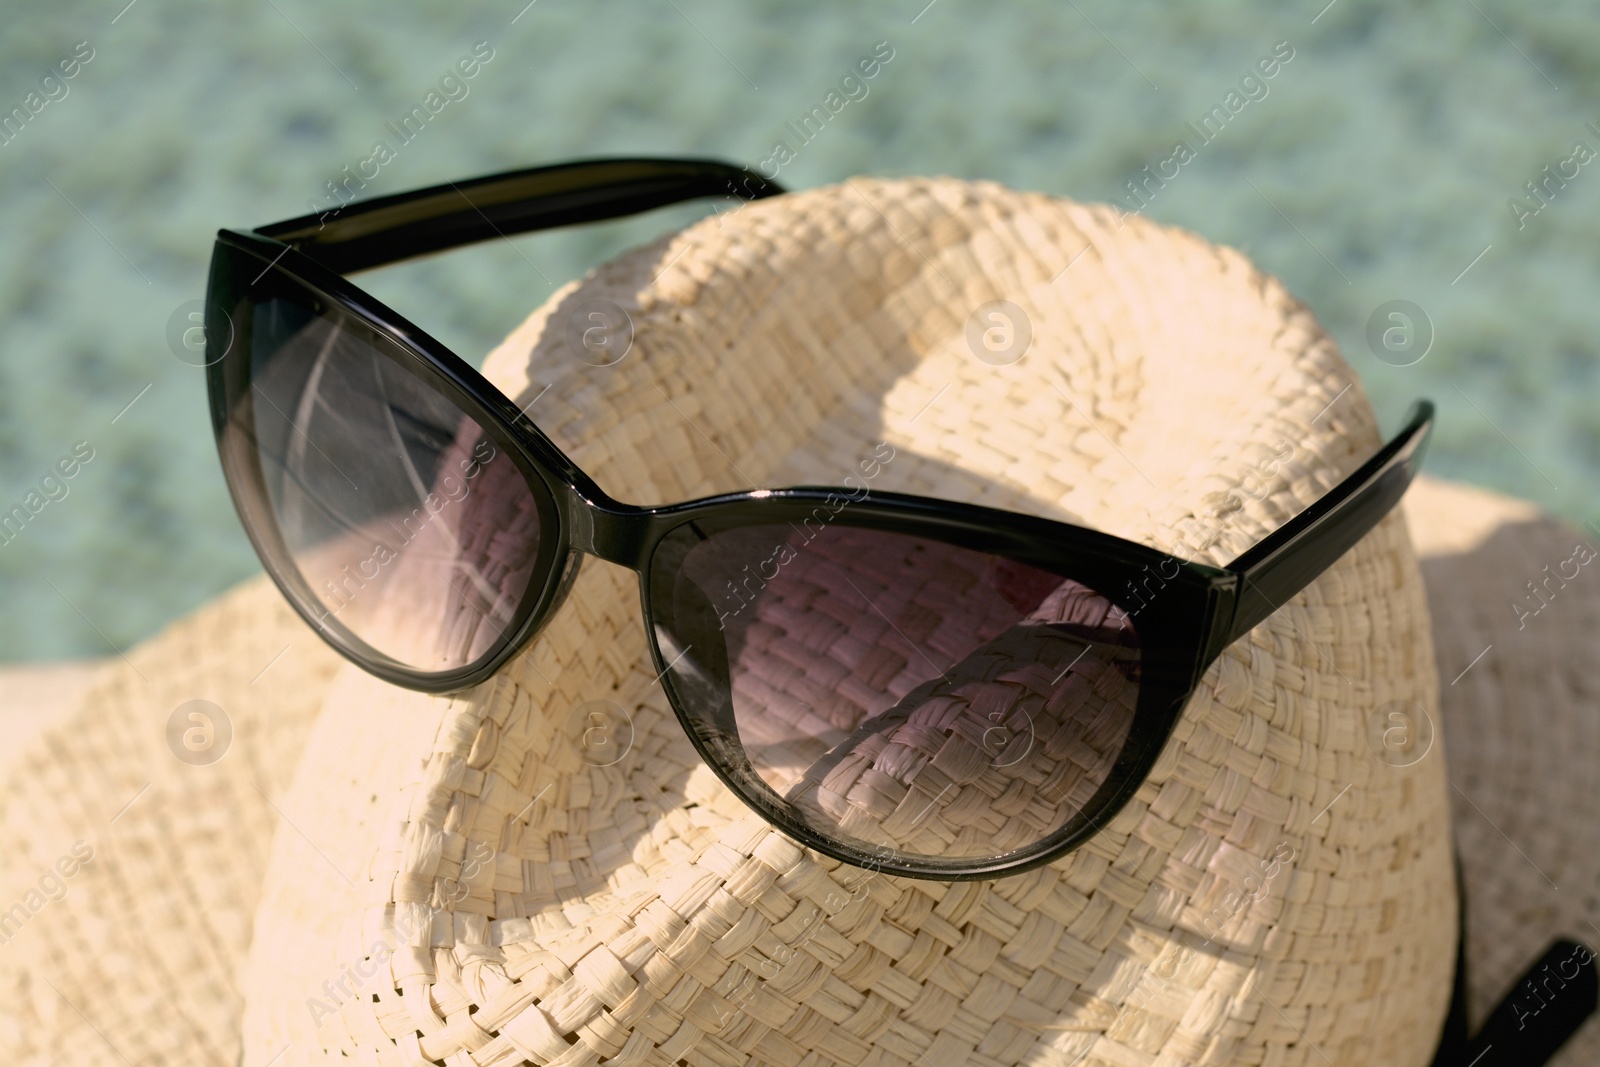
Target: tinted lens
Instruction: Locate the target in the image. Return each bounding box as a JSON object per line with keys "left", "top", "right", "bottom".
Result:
{"left": 235, "top": 292, "right": 548, "bottom": 673}
{"left": 653, "top": 523, "right": 1141, "bottom": 865}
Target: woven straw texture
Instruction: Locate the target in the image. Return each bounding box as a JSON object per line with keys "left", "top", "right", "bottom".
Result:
{"left": 0, "top": 574, "right": 345, "bottom": 1064}
{"left": 8, "top": 477, "right": 1591, "bottom": 1066}
{"left": 230, "top": 177, "right": 1457, "bottom": 1067}
{"left": 1405, "top": 477, "right": 1600, "bottom": 1067}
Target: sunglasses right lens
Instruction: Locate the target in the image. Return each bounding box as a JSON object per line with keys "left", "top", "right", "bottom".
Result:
{"left": 651, "top": 522, "right": 1142, "bottom": 869}
{"left": 215, "top": 269, "right": 551, "bottom": 675}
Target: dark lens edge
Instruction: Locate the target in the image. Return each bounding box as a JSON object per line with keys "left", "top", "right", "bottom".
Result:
{"left": 206, "top": 236, "right": 572, "bottom": 694}
{"left": 638, "top": 521, "right": 1195, "bottom": 882}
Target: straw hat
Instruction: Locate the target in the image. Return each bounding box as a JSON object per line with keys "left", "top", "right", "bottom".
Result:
{"left": 0, "top": 175, "right": 1589, "bottom": 1066}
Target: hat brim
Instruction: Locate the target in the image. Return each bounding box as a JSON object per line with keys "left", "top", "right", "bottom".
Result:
{"left": 0, "top": 574, "right": 345, "bottom": 1064}
{"left": 1403, "top": 476, "right": 1600, "bottom": 1064}
{"left": 4, "top": 475, "right": 1589, "bottom": 1064}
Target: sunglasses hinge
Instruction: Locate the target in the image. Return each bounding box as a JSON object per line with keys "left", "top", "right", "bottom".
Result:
{"left": 1193, "top": 573, "right": 1245, "bottom": 672}
{"left": 565, "top": 490, "right": 653, "bottom": 569}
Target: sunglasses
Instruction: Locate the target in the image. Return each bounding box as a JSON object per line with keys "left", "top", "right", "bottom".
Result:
{"left": 205, "top": 156, "right": 1434, "bottom": 880}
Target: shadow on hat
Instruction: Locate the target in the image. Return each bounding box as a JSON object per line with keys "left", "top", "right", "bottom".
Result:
{"left": 0, "top": 177, "right": 1589, "bottom": 1066}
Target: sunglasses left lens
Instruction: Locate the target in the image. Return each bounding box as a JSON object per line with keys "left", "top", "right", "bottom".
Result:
{"left": 211, "top": 256, "right": 552, "bottom": 676}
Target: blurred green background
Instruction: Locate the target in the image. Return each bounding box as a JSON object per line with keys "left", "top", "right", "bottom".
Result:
{"left": 2, "top": 0, "right": 1596, "bottom": 661}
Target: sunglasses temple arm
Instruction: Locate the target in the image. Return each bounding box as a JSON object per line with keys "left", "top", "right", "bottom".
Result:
{"left": 1217, "top": 399, "right": 1435, "bottom": 645}
{"left": 254, "top": 157, "right": 784, "bottom": 274}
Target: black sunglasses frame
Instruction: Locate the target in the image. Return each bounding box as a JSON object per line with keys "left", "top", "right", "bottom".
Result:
{"left": 206, "top": 156, "right": 1434, "bottom": 880}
